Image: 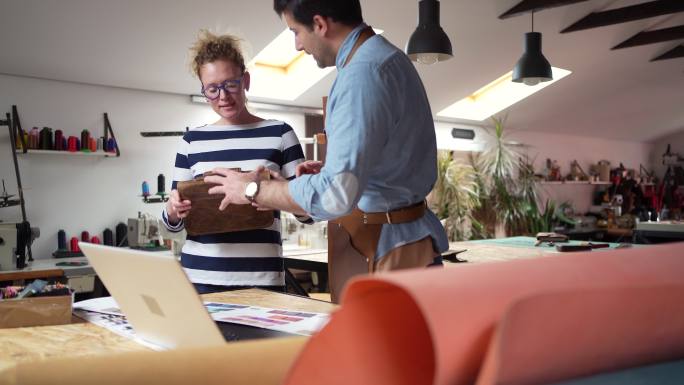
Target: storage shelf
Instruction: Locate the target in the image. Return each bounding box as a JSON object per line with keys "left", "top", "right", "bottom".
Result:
{"left": 539, "top": 180, "right": 612, "bottom": 185}
{"left": 16, "top": 149, "right": 118, "bottom": 157}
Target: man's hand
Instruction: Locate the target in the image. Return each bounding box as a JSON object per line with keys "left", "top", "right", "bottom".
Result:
{"left": 166, "top": 189, "right": 191, "bottom": 224}
{"left": 296, "top": 160, "right": 323, "bottom": 177}
{"left": 205, "top": 167, "right": 259, "bottom": 210}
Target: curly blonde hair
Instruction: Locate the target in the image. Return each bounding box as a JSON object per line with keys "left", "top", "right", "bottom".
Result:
{"left": 189, "top": 30, "right": 245, "bottom": 78}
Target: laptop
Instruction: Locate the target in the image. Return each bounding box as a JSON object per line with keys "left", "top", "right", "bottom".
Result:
{"left": 79, "top": 242, "right": 293, "bottom": 349}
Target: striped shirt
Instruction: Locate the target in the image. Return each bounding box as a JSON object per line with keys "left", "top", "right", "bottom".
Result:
{"left": 162, "top": 120, "right": 305, "bottom": 287}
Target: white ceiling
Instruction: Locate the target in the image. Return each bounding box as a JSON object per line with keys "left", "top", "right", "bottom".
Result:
{"left": 1, "top": 0, "right": 683, "bottom": 142}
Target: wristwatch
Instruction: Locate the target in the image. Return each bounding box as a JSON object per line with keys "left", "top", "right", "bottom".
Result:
{"left": 244, "top": 180, "right": 260, "bottom": 203}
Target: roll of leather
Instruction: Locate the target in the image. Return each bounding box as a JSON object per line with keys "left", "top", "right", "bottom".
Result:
{"left": 115, "top": 222, "right": 128, "bottom": 247}
{"left": 57, "top": 229, "right": 67, "bottom": 250}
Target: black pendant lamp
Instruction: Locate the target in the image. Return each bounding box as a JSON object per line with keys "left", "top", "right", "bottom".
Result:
{"left": 406, "top": 0, "right": 453, "bottom": 65}
{"left": 512, "top": 12, "right": 552, "bottom": 86}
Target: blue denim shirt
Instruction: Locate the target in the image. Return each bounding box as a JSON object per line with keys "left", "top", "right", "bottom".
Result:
{"left": 289, "top": 24, "right": 448, "bottom": 260}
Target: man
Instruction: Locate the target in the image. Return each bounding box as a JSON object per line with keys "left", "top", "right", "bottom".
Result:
{"left": 205, "top": 0, "right": 448, "bottom": 302}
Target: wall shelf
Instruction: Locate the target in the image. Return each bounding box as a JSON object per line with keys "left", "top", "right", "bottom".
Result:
{"left": 539, "top": 180, "right": 612, "bottom": 185}
{"left": 16, "top": 149, "right": 118, "bottom": 157}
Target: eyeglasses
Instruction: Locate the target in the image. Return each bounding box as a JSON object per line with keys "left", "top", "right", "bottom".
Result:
{"left": 201, "top": 77, "right": 243, "bottom": 100}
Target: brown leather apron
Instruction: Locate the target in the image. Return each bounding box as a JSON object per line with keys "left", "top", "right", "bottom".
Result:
{"left": 328, "top": 202, "right": 434, "bottom": 303}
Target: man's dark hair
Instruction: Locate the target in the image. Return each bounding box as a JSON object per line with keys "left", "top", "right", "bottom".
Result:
{"left": 274, "top": 0, "right": 363, "bottom": 29}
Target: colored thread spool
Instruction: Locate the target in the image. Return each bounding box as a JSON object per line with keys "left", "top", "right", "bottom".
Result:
{"left": 157, "top": 174, "right": 165, "bottom": 194}
{"left": 39, "top": 127, "right": 53, "bottom": 150}
{"left": 90, "top": 236, "right": 101, "bottom": 244}
{"left": 81, "top": 231, "right": 90, "bottom": 242}
{"left": 103, "top": 228, "right": 114, "bottom": 246}
{"left": 29, "top": 127, "right": 40, "bottom": 149}
{"left": 80, "top": 130, "right": 90, "bottom": 152}
{"left": 142, "top": 181, "right": 150, "bottom": 197}
{"left": 55, "top": 130, "right": 64, "bottom": 151}
{"left": 115, "top": 222, "right": 128, "bottom": 247}
{"left": 97, "top": 137, "right": 104, "bottom": 151}
{"left": 67, "top": 136, "right": 77, "bottom": 152}
{"left": 70, "top": 237, "right": 80, "bottom": 252}
{"left": 89, "top": 137, "right": 97, "bottom": 152}
{"left": 107, "top": 138, "right": 116, "bottom": 152}
{"left": 57, "top": 229, "right": 67, "bottom": 250}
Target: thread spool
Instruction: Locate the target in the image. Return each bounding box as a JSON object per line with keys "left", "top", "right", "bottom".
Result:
{"left": 89, "top": 137, "right": 97, "bottom": 152}
{"left": 55, "top": 130, "right": 64, "bottom": 151}
{"left": 157, "top": 174, "right": 165, "bottom": 195}
{"left": 81, "top": 231, "right": 90, "bottom": 242}
{"left": 62, "top": 136, "right": 67, "bottom": 151}
{"left": 90, "top": 236, "right": 101, "bottom": 244}
{"left": 70, "top": 237, "right": 80, "bottom": 252}
{"left": 57, "top": 229, "right": 67, "bottom": 250}
{"left": 39, "top": 127, "right": 53, "bottom": 150}
{"left": 142, "top": 181, "right": 150, "bottom": 197}
{"left": 106, "top": 138, "right": 116, "bottom": 153}
{"left": 29, "top": 127, "right": 40, "bottom": 149}
{"left": 115, "top": 222, "right": 128, "bottom": 247}
{"left": 80, "top": 130, "right": 90, "bottom": 152}
{"left": 103, "top": 228, "right": 114, "bottom": 246}
{"left": 97, "top": 137, "right": 104, "bottom": 151}
{"left": 67, "top": 136, "right": 77, "bottom": 152}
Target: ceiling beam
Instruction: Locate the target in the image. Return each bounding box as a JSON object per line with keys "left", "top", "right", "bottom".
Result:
{"left": 561, "top": 0, "right": 684, "bottom": 34}
{"left": 613, "top": 25, "right": 684, "bottom": 50}
{"left": 499, "top": 0, "right": 589, "bottom": 19}
{"left": 651, "top": 44, "right": 684, "bottom": 61}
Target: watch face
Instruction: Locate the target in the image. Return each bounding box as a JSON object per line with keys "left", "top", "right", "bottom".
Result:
{"left": 245, "top": 181, "right": 258, "bottom": 197}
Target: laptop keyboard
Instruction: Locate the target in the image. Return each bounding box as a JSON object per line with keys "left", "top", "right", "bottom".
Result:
{"left": 217, "top": 321, "right": 295, "bottom": 342}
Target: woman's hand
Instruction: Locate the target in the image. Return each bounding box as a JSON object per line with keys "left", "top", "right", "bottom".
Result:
{"left": 166, "top": 189, "right": 191, "bottom": 224}
{"left": 296, "top": 160, "right": 323, "bottom": 177}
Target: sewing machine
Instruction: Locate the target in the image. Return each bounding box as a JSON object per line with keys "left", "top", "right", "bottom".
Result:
{"left": 127, "top": 213, "right": 164, "bottom": 249}
{"left": 0, "top": 222, "right": 39, "bottom": 271}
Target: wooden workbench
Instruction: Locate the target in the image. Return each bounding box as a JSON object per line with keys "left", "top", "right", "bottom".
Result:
{"left": 447, "top": 236, "right": 632, "bottom": 265}
{"left": 0, "top": 288, "right": 336, "bottom": 372}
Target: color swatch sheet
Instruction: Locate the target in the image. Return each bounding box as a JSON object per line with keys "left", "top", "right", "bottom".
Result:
{"left": 73, "top": 297, "right": 329, "bottom": 341}
{"left": 206, "top": 302, "right": 329, "bottom": 336}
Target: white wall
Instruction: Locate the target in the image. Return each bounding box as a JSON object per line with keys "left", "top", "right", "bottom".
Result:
{"left": 434, "top": 121, "right": 654, "bottom": 214}
{"left": 0, "top": 74, "right": 306, "bottom": 260}
{"left": 649, "top": 129, "right": 684, "bottom": 180}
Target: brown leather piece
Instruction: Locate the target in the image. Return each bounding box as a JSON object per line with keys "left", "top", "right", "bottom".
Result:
{"left": 374, "top": 237, "right": 437, "bottom": 272}
{"left": 177, "top": 170, "right": 273, "bottom": 236}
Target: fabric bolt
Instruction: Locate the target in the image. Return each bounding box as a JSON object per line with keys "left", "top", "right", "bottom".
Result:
{"left": 162, "top": 120, "right": 305, "bottom": 287}
{"left": 288, "top": 24, "right": 448, "bottom": 261}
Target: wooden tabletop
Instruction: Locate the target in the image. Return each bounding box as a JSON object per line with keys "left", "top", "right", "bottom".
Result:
{"left": 0, "top": 288, "right": 336, "bottom": 372}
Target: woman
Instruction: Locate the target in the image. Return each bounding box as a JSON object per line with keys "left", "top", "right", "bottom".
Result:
{"left": 162, "top": 30, "right": 307, "bottom": 294}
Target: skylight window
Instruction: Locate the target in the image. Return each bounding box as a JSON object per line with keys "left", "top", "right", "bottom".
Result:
{"left": 247, "top": 28, "right": 382, "bottom": 101}
{"left": 437, "top": 67, "right": 572, "bottom": 121}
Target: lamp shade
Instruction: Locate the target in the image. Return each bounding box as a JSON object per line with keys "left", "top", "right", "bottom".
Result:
{"left": 512, "top": 32, "right": 552, "bottom": 86}
{"left": 406, "top": 0, "right": 453, "bottom": 64}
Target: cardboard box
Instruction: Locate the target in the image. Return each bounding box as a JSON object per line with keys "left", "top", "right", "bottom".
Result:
{"left": 0, "top": 294, "right": 72, "bottom": 328}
